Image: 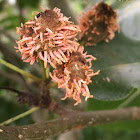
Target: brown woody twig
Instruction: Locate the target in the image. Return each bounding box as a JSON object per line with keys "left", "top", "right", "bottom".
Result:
{"left": 0, "top": 107, "right": 140, "bottom": 140}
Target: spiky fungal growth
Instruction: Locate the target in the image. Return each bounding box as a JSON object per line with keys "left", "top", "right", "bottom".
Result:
{"left": 50, "top": 46, "right": 100, "bottom": 105}
{"left": 78, "top": 2, "right": 119, "bottom": 46}
{"left": 16, "top": 7, "right": 100, "bottom": 105}
{"left": 16, "top": 8, "right": 80, "bottom": 68}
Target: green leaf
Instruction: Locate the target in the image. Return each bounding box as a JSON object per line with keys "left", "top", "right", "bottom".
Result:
{"left": 85, "top": 0, "right": 140, "bottom": 100}
{"left": 89, "top": 63, "right": 140, "bottom": 100}
{"left": 110, "top": 0, "right": 138, "bottom": 9}
{"left": 87, "top": 89, "right": 139, "bottom": 111}
{"left": 118, "top": 1, "right": 140, "bottom": 41}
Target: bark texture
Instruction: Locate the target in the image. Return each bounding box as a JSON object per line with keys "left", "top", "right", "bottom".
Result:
{"left": 0, "top": 107, "right": 140, "bottom": 140}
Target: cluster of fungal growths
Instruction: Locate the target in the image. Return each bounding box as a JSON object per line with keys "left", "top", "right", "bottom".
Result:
{"left": 50, "top": 46, "right": 100, "bottom": 105}
{"left": 16, "top": 7, "right": 100, "bottom": 105}
{"left": 78, "top": 2, "right": 119, "bottom": 46}
{"left": 16, "top": 8, "right": 80, "bottom": 67}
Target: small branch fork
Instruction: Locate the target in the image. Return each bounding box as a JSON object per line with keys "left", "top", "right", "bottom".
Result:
{"left": 0, "top": 87, "right": 68, "bottom": 117}
{"left": 0, "top": 107, "right": 140, "bottom": 140}
{"left": 0, "top": 88, "right": 140, "bottom": 139}
{"left": 0, "top": 75, "right": 140, "bottom": 139}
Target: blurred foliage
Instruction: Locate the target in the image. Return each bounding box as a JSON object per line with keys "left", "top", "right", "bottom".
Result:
{"left": 0, "top": 97, "right": 33, "bottom": 125}
{"left": 0, "top": 0, "right": 140, "bottom": 140}
{"left": 17, "top": 0, "right": 40, "bottom": 8}
{"left": 71, "top": 0, "right": 88, "bottom": 13}
{"left": 0, "top": 15, "right": 19, "bottom": 29}
{"left": 0, "top": 0, "right": 5, "bottom": 12}
{"left": 83, "top": 127, "right": 140, "bottom": 140}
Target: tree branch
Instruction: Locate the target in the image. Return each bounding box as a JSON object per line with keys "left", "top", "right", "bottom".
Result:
{"left": 0, "top": 87, "right": 67, "bottom": 117}
{"left": 0, "top": 107, "right": 140, "bottom": 140}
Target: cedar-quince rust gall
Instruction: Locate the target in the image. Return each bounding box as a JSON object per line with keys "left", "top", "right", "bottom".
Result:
{"left": 50, "top": 46, "right": 100, "bottom": 105}
{"left": 16, "top": 7, "right": 80, "bottom": 68}
{"left": 78, "top": 2, "right": 120, "bottom": 46}
{"left": 16, "top": 7, "right": 100, "bottom": 105}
